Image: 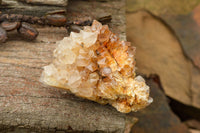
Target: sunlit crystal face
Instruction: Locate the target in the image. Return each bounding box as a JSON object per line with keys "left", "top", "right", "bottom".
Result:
{"left": 41, "top": 20, "right": 153, "bottom": 113}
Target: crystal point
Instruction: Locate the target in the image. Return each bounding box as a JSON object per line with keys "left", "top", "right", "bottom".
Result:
{"left": 41, "top": 20, "right": 153, "bottom": 113}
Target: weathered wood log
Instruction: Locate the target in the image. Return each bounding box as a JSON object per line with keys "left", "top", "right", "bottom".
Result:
{"left": 0, "top": 0, "right": 67, "bottom": 17}
{"left": 0, "top": 0, "right": 135, "bottom": 132}
{"left": 18, "top": 0, "right": 68, "bottom": 6}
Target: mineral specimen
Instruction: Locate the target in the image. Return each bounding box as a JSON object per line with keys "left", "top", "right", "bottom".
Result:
{"left": 41, "top": 20, "right": 153, "bottom": 113}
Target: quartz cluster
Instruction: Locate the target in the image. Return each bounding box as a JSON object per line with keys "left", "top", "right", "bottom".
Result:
{"left": 41, "top": 20, "right": 153, "bottom": 113}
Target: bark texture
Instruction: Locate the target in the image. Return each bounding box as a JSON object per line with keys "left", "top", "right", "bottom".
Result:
{"left": 0, "top": 0, "right": 67, "bottom": 17}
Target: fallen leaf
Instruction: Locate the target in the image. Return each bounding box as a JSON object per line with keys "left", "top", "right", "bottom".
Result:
{"left": 127, "top": 10, "right": 192, "bottom": 106}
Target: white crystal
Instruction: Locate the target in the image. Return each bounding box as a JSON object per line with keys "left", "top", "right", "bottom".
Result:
{"left": 55, "top": 48, "right": 76, "bottom": 65}
{"left": 83, "top": 26, "right": 92, "bottom": 32}
{"left": 88, "top": 72, "right": 99, "bottom": 85}
{"left": 100, "top": 67, "right": 112, "bottom": 76}
{"left": 57, "top": 37, "right": 76, "bottom": 50}
{"left": 81, "top": 30, "right": 98, "bottom": 48}
{"left": 68, "top": 70, "right": 81, "bottom": 86}
{"left": 43, "top": 64, "right": 57, "bottom": 76}
{"left": 70, "top": 32, "right": 83, "bottom": 45}
{"left": 41, "top": 20, "right": 152, "bottom": 113}
{"left": 86, "top": 62, "right": 97, "bottom": 72}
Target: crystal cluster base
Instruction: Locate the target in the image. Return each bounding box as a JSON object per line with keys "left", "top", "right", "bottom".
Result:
{"left": 41, "top": 20, "right": 153, "bottom": 113}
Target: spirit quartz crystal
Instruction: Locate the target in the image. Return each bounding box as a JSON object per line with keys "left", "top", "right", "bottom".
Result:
{"left": 41, "top": 20, "right": 153, "bottom": 113}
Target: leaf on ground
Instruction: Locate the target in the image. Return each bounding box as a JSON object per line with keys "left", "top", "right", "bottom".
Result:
{"left": 127, "top": 10, "right": 192, "bottom": 106}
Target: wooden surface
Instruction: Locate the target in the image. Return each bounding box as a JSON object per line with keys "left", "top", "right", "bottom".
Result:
{"left": 0, "top": 0, "right": 67, "bottom": 17}
{"left": 0, "top": 0, "right": 133, "bottom": 132}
